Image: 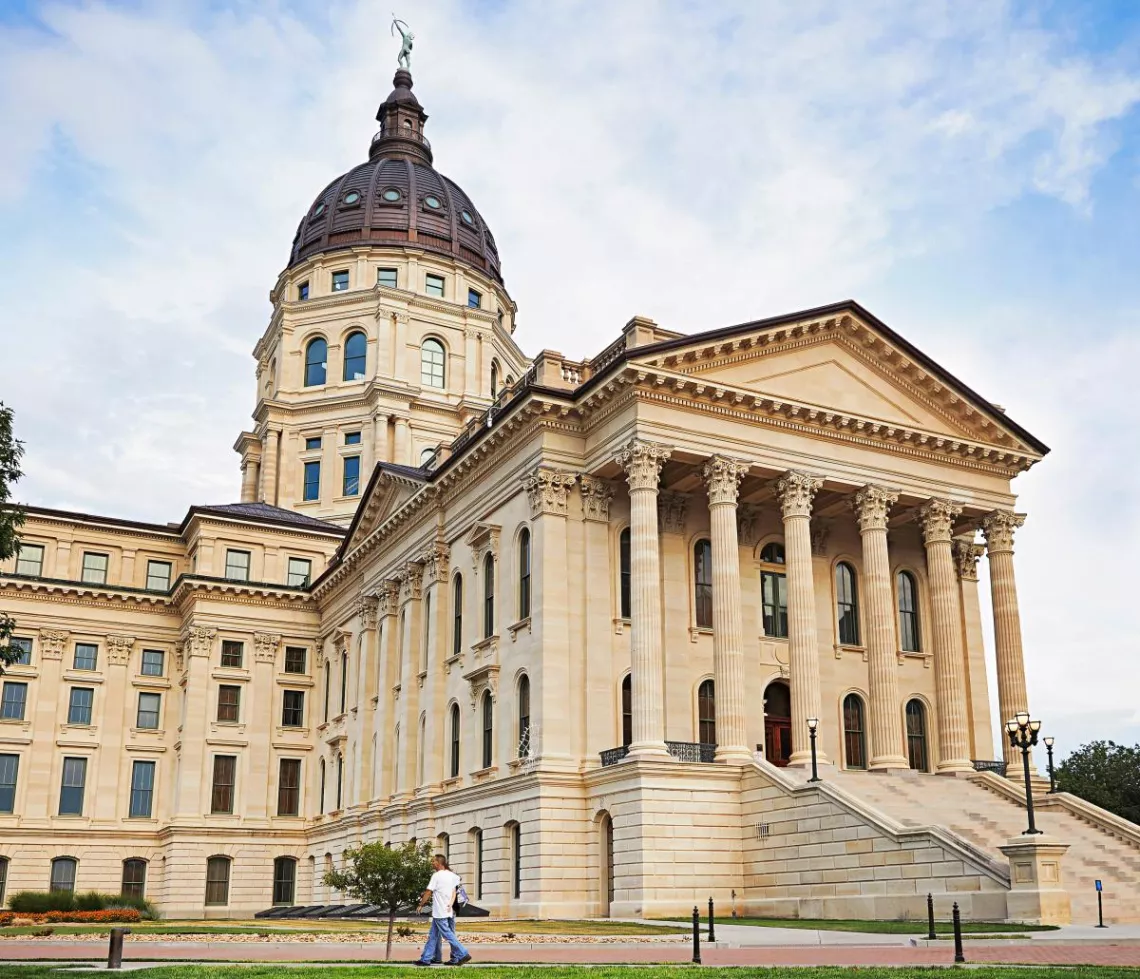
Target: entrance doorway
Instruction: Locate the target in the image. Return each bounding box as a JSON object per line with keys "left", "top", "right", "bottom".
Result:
{"left": 764, "top": 680, "right": 793, "bottom": 766}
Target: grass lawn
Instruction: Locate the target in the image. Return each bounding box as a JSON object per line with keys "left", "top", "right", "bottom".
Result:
{"left": 708, "top": 916, "right": 1060, "bottom": 934}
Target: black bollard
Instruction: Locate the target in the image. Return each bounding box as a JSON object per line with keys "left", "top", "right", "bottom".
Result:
{"left": 107, "top": 927, "right": 131, "bottom": 970}
{"left": 1096, "top": 880, "right": 1107, "bottom": 928}
{"left": 692, "top": 906, "right": 702, "bottom": 964}
{"left": 927, "top": 892, "right": 936, "bottom": 941}
{"left": 952, "top": 903, "right": 965, "bottom": 964}
{"left": 708, "top": 896, "right": 716, "bottom": 942}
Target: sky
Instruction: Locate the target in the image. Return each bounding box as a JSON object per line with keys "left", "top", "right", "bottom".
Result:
{"left": 1, "top": 0, "right": 1138, "bottom": 760}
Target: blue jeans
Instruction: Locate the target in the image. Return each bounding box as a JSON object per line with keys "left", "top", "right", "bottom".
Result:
{"left": 419, "top": 915, "right": 469, "bottom": 964}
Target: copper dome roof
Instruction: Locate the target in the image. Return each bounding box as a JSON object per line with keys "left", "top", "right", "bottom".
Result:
{"left": 287, "top": 69, "right": 502, "bottom": 283}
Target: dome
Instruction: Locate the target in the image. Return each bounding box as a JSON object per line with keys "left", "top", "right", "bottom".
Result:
{"left": 287, "top": 69, "right": 502, "bottom": 283}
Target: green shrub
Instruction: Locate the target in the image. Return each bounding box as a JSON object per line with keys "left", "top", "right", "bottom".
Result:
{"left": 8, "top": 891, "right": 76, "bottom": 913}
{"left": 74, "top": 891, "right": 106, "bottom": 912}
{"left": 105, "top": 895, "right": 159, "bottom": 920}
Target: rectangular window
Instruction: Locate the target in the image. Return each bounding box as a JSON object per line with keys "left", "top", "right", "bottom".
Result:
{"left": 297, "top": 281, "right": 309, "bottom": 300}
{"left": 761, "top": 572, "right": 789, "bottom": 639}
{"left": 73, "top": 643, "right": 98, "bottom": 671}
{"left": 303, "top": 461, "right": 321, "bottom": 501}
{"left": 145, "top": 560, "right": 172, "bottom": 591}
{"left": 0, "top": 754, "right": 18, "bottom": 813}
{"left": 67, "top": 688, "right": 94, "bottom": 726}
{"left": 136, "top": 692, "right": 161, "bottom": 730}
{"left": 220, "top": 640, "right": 244, "bottom": 668}
{"left": 217, "top": 685, "right": 241, "bottom": 723}
{"left": 50, "top": 858, "right": 76, "bottom": 892}
{"left": 468, "top": 288, "right": 482, "bottom": 308}
{"left": 0, "top": 682, "right": 27, "bottom": 721}
{"left": 343, "top": 455, "right": 360, "bottom": 496}
{"left": 344, "top": 431, "right": 361, "bottom": 445}
{"left": 281, "top": 690, "right": 305, "bottom": 727}
{"left": 80, "top": 552, "right": 108, "bottom": 584}
{"left": 205, "top": 856, "right": 231, "bottom": 905}
{"left": 278, "top": 758, "right": 301, "bottom": 816}
{"left": 224, "top": 550, "right": 251, "bottom": 582}
{"left": 121, "top": 859, "right": 147, "bottom": 898}
{"left": 425, "top": 273, "right": 445, "bottom": 298}
{"left": 331, "top": 270, "right": 349, "bottom": 292}
{"left": 305, "top": 436, "right": 322, "bottom": 451}
{"left": 129, "top": 760, "right": 155, "bottom": 818}
{"left": 140, "top": 649, "right": 165, "bottom": 677}
{"left": 210, "top": 755, "right": 236, "bottom": 813}
{"left": 377, "top": 267, "right": 397, "bottom": 289}
{"left": 287, "top": 557, "right": 312, "bottom": 588}
{"left": 59, "top": 756, "right": 87, "bottom": 815}
{"left": 9, "top": 637, "right": 32, "bottom": 666}
{"left": 15, "top": 543, "right": 44, "bottom": 576}
{"left": 284, "top": 646, "right": 307, "bottom": 674}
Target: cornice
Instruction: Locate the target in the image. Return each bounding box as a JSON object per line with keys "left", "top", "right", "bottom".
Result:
{"left": 170, "top": 576, "right": 319, "bottom": 612}
{"left": 0, "top": 574, "right": 172, "bottom": 610}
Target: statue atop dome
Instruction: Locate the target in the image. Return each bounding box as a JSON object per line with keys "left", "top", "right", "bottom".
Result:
{"left": 391, "top": 16, "right": 414, "bottom": 69}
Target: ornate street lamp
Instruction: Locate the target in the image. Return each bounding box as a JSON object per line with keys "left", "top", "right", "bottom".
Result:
{"left": 1006, "top": 712, "right": 1043, "bottom": 834}
{"left": 1043, "top": 736, "right": 1056, "bottom": 794}
{"left": 807, "top": 717, "right": 821, "bottom": 783}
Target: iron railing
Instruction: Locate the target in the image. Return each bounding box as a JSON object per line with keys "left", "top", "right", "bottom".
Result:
{"left": 973, "top": 759, "right": 1007, "bottom": 776}
{"left": 667, "top": 741, "right": 717, "bottom": 763}
{"left": 371, "top": 127, "right": 431, "bottom": 150}
{"left": 600, "top": 746, "right": 630, "bottom": 767}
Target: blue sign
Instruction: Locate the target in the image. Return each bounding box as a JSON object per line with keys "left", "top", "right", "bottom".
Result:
{"left": 1096, "top": 880, "right": 1103, "bottom": 892}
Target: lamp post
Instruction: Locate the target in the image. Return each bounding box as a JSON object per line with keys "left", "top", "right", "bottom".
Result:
{"left": 1043, "top": 736, "right": 1056, "bottom": 794}
{"left": 807, "top": 717, "right": 820, "bottom": 783}
{"left": 1006, "top": 711, "right": 1042, "bottom": 834}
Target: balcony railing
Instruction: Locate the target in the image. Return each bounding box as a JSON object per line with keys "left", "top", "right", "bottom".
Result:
{"left": 599, "top": 742, "right": 717, "bottom": 767}
{"left": 973, "top": 759, "right": 1007, "bottom": 777}
{"left": 371, "top": 127, "right": 431, "bottom": 151}
{"left": 599, "top": 746, "right": 630, "bottom": 767}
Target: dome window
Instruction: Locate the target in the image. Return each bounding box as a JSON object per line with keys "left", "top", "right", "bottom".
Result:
{"left": 460, "top": 210, "right": 475, "bottom": 226}
{"left": 424, "top": 195, "right": 443, "bottom": 210}
{"left": 381, "top": 188, "right": 402, "bottom": 203}
{"left": 312, "top": 202, "right": 326, "bottom": 218}
{"left": 342, "top": 190, "right": 361, "bottom": 206}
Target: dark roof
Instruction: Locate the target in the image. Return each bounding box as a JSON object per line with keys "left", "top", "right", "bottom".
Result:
{"left": 190, "top": 502, "right": 347, "bottom": 535}
{"left": 19, "top": 504, "right": 181, "bottom": 536}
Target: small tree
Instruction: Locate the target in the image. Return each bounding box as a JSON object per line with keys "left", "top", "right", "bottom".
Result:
{"left": 323, "top": 840, "right": 433, "bottom": 960}
{"left": 1056, "top": 740, "right": 1140, "bottom": 824}
{"left": 0, "top": 403, "right": 25, "bottom": 672}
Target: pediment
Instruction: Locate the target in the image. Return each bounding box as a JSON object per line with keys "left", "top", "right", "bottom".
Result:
{"left": 340, "top": 466, "right": 426, "bottom": 554}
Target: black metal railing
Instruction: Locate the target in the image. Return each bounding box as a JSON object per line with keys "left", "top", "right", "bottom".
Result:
{"left": 668, "top": 741, "right": 717, "bottom": 763}
{"left": 973, "top": 759, "right": 1007, "bottom": 776}
{"left": 372, "top": 127, "right": 431, "bottom": 150}
{"left": 600, "top": 746, "right": 630, "bottom": 767}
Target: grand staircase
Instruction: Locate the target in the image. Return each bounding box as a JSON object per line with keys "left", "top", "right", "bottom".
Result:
{"left": 821, "top": 768, "right": 1140, "bottom": 924}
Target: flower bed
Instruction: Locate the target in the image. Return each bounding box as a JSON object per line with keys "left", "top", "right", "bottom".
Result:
{"left": 0, "top": 909, "right": 141, "bottom": 925}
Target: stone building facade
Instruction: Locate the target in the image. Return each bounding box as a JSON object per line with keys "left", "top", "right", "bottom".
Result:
{"left": 2, "top": 66, "right": 1137, "bottom": 924}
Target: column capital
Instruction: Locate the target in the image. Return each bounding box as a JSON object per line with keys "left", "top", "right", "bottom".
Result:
{"left": 774, "top": 470, "right": 823, "bottom": 519}
{"left": 38, "top": 628, "right": 70, "bottom": 661}
{"left": 522, "top": 466, "right": 577, "bottom": 517}
{"left": 253, "top": 632, "right": 282, "bottom": 664}
{"left": 378, "top": 580, "right": 401, "bottom": 617}
{"left": 953, "top": 537, "right": 985, "bottom": 580}
{"left": 181, "top": 624, "right": 217, "bottom": 658}
{"left": 106, "top": 633, "right": 136, "bottom": 667}
{"left": 982, "top": 509, "right": 1025, "bottom": 553}
{"left": 615, "top": 438, "right": 672, "bottom": 491}
{"left": 918, "top": 498, "right": 963, "bottom": 544}
{"left": 851, "top": 484, "right": 900, "bottom": 532}
{"left": 703, "top": 455, "right": 750, "bottom": 506}
{"left": 418, "top": 541, "right": 451, "bottom": 584}
{"left": 358, "top": 594, "right": 380, "bottom": 630}
{"left": 398, "top": 562, "right": 424, "bottom": 603}
{"left": 578, "top": 475, "right": 615, "bottom": 522}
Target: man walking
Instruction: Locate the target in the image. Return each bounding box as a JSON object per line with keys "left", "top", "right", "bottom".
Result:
{"left": 414, "top": 853, "right": 471, "bottom": 966}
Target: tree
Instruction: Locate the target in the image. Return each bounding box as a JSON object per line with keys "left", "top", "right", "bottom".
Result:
{"left": 0, "top": 402, "right": 25, "bottom": 672}
{"left": 1056, "top": 740, "right": 1140, "bottom": 825}
{"left": 322, "top": 840, "right": 433, "bottom": 960}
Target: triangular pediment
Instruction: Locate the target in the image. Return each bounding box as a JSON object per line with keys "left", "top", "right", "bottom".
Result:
{"left": 340, "top": 465, "right": 427, "bottom": 554}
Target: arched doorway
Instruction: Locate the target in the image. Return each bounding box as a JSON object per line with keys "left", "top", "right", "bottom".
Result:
{"left": 905, "top": 699, "right": 929, "bottom": 772}
{"left": 598, "top": 813, "right": 615, "bottom": 917}
{"left": 764, "top": 680, "right": 793, "bottom": 766}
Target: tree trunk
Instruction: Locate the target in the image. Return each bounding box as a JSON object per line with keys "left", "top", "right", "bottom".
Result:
{"left": 386, "top": 908, "right": 396, "bottom": 961}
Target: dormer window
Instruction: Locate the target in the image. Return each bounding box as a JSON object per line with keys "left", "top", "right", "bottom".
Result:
{"left": 312, "top": 202, "right": 326, "bottom": 218}
{"left": 331, "top": 270, "right": 349, "bottom": 292}
{"left": 342, "top": 190, "right": 361, "bottom": 207}
{"left": 381, "top": 189, "right": 402, "bottom": 203}
{"left": 424, "top": 195, "right": 443, "bottom": 210}
{"left": 460, "top": 210, "right": 475, "bottom": 226}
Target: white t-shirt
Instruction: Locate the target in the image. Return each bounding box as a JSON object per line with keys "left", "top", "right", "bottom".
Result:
{"left": 426, "top": 869, "right": 461, "bottom": 919}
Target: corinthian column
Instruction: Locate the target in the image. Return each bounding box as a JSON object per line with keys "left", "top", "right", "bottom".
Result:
{"left": 918, "top": 500, "right": 973, "bottom": 774}
{"left": 774, "top": 470, "right": 827, "bottom": 766}
{"left": 851, "top": 485, "right": 908, "bottom": 770}
{"left": 981, "top": 510, "right": 1030, "bottom": 768}
{"left": 703, "top": 455, "right": 752, "bottom": 764}
{"left": 615, "top": 437, "right": 672, "bottom": 758}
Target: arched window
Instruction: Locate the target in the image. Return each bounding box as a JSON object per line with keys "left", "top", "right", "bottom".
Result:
{"left": 420, "top": 447, "right": 436, "bottom": 466}
{"left": 510, "top": 822, "right": 522, "bottom": 899}
{"left": 205, "top": 855, "right": 231, "bottom": 906}
{"left": 422, "top": 593, "right": 431, "bottom": 673}
{"left": 470, "top": 827, "right": 484, "bottom": 899}
{"left": 452, "top": 574, "right": 463, "bottom": 657}
{"left": 273, "top": 856, "right": 297, "bottom": 906}
{"left": 0, "top": 856, "right": 7, "bottom": 906}
{"left": 759, "top": 541, "right": 788, "bottom": 639}
{"left": 339, "top": 651, "right": 348, "bottom": 714}
{"left": 421, "top": 338, "right": 445, "bottom": 389}
{"left": 518, "top": 529, "right": 531, "bottom": 620}
{"left": 393, "top": 725, "right": 400, "bottom": 793}
{"left": 698, "top": 679, "right": 716, "bottom": 746}
{"left": 906, "top": 700, "right": 929, "bottom": 772}
{"left": 517, "top": 675, "right": 531, "bottom": 758}
{"left": 843, "top": 694, "right": 867, "bottom": 770}
{"left": 490, "top": 361, "right": 499, "bottom": 397}
{"left": 323, "top": 660, "right": 331, "bottom": 722}
{"left": 897, "top": 571, "right": 921, "bottom": 653}
{"left": 437, "top": 832, "right": 450, "bottom": 862}
{"left": 835, "top": 562, "right": 860, "bottom": 645}
{"left": 694, "top": 539, "right": 713, "bottom": 629}
{"left": 318, "top": 758, "right": 326, "bottom": 814}
{"left": 449, "top": 703, "right": 461, "bottom": 778}
{"left": 481, "top": 691, "right": 494, "bottom": 769}
{"left": 50, "top": 856, "right": 76, "bottom": 893}
{"left": 343, "top": 331, "right": 367, "bottom": 381}
{"left": 335, "top": 753, "right": 344, "bottom": 810}
{"left": 483, "top": 552, "right": 495, "bottom": 639}
{"left": 121, "top": 858, "right": 147, "bottom": 899}
{"left": 417, "top": 714, "right": 426, "bottom": 786}
{"left": 304, "top": 337, "right": 327, "bottom": 387}
{"left": 621, "top": 674, "right": 632, "bottom": 748}
{"left": 618, "top": 528, "right": 631, "bottom": 619}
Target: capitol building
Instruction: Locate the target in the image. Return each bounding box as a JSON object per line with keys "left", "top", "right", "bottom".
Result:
{"left": 1, "top": 60, "right": 1137, "bottom": 925}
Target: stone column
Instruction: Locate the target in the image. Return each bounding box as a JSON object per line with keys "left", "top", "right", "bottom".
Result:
{"left": 25, "top": 630, "right": 68, "bottom": 821}
{"left": 851, "top": 485, "right": 908, "bottom": 770}
{"left": 580, "top": 476, "right": 615, "bottom": 766}
{"left": 774, "top": 471, "right": 827, "bottom": 766}
{"left": 395, "top": 563, "right": 424, "bottom": 795}
{"left": 615, "top": 438, "right": 672, "bottom": 758}
{"left": 373, "top": 412, "right": 391, "bottom": 465}
{"left": 373, "top": 581, "right": 400, "bottom": 800}
{"left": 418, "top": 546, "right": 449, "bottom": 789}
{"left": 464, "top": 328, "right": 480, "bottom": 398}
{"left": 173, "top": 625, "right": 216, "bottom": 820}
{"left": 355, "top": 596, "right": 380, "bottom": 803}
{"left": 954, "top": 538, "right": 995, "bottom": 760}
{"left": 246, "top": 632, "right": 279, "bottom": 821}
{"left": 394, "top": 417, "right": 411, "bottom": 466}
{"left": 240, "top": 459, "right": 260, "bottom": 503}
{"left": 703, "top": 455, "right": 752, "bottom": 764}
{"left": 918, "top": 500, "right": 973, "bottom": 774}
{"left": 982, "top": 510, "right": 1031, "bottom": 768}
{"left": 91, "top": 634, "right": 133, "bottom": 824}
{"left": 259, "top": 429, "right": 280, "bottom": 506}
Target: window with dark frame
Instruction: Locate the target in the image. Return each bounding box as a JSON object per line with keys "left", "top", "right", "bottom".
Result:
{"left": 129, "top": 760, "right": 155, "bottom": 818}
{"left": 224, "top": 550, "right": 251, "bottom": 582}
{"left": 759, "top": 542, "right": 788, "bottom": 639}
{"left": 906, "top": 699, "right": 929, "bottom": 772}
{"left": 140, "top": 649, "right": 165, "bottom": 676}
{"left": 481, "top": 691, "right": 493, "bottom": 769}
{"left": 217, "top": 685, "right": 241, "bottom": 723}
{"left": 15, "top": 543, "right": 44, "bottom": 576}
{"left": 517, "top": 529, "right": 531, "bottom": 620}
{"left": 0, "top": 682, "right": 27, "bottom": 721}
{"left": 452, "top": 574, "right": 463, "bottom": 657}
{"left": 121, "top": 859, "right": 147, "bottom": 898}
{"left": 343, "top": 331, "right": 367, "bottom": 381}
{"left": 273, "top": 856, "right": 297, "bottom": 905}
{"left": 220, "top": 641, "right": 244, "bottom": 668}
{"left": 331, "top": 269, "right": 349, "bottom": 292}
{"left": 694, "top": 539, "right": 713, "bottom": 629}
{"left": 303, "top": 461, "right": 321, "bottom": 501}
{"left": 282, "top": 690, "right": 305, "bottom": 727}
{"left": 9, "top": 637, "right": 31, "bottom": 665}
{"left": 50, "top": 857, "right": 77, "bottom": 892}
{"left": 73, "top": 643, "right": 98, "bottom": 671}
{"left": 277, "top": 758, "right": 301, "bottom": 816}
{"left": 0, "top": 754, "right": 19, "bottom": 813}
{"left": 305, "top": 436, "right": 322, "bottom": 451}
{"left": 145, "top": 560, "right": 172, "bottom": 591}
{"left": 449, "top": 703, "right": 460, "bottom": 778}
{"left": 81, "top": 552, "right": 108, "bottom": 584}
{"left": 136, "top": 692, "right": 161, "bottom": 730}
{"left": 58, "top": 757, "right": 87, "bottom": 816}
{"left": 517, "top": 675, "right": 531, "bottom": 758}
{"left": 204, "top": 856, "right": 231, "bottom": 905}
{"left": 287, "top": 557, "right": 312, "bottom": 587}
{"left": 698, "top": 679, "right": 716, "bottom": 746}
{"left": 343, "top": 455, "right": 361, "bottom": 496}
{"left": 619, "top": 528, "right": 631, "bottom": 619}
{"left": 284, "top": 647, "right": 307, "bottom": 674}
{"left": 425, "top": 273, "right": 445, "bottom": 298}
{"left": 297, "top": 281, "right": 309, "bottom": 300}
{"left": 335, "top": 753, "right": 344, "bottom": 810}
{"left": 621, "top": 675, "right": 632, "bottom": 748}
{"left": 897, "top": 570, "right": 921, "bottom": 653}
{"left": 210, "top": 756, "right": 236, "bottom": 813}
{"left": 836, "top": 562, "right": 860, "bottom": 645}
{"left": 323, "top": 661, "right": 331, "bottom": 722}
{"left": 318, "top": 758, "right": 326, "bottom": 814}
{"left": 483, "top": 552, "right": 494, "bottom": 638}
{"left": 345, "top": 431, "right": 361, "bottom": 445}
{"left": 467, "top": 288, "right": 481, "bottom": 308}
{"left": 377, "top": 267, "right": 397, "bottom": 289}
{"left": 473, "top": 828, "right": 484, "bottom": 899}
{"left": 305, "top": 338, "right": 328, "bottom": 386}
{"left": 421, "top": 338, "right": 446, "bottom": 388}
{"left": 843, "top": 694, "right": 867, "bottom": 770}
{"left": 339, "top": 652, "right": 348, "bottom": 714}
{"left": 511, "top": 823, "right": 521, "bottom": 899}
{"left": 0, "top": 855, "right": 6, "bottom": 905}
